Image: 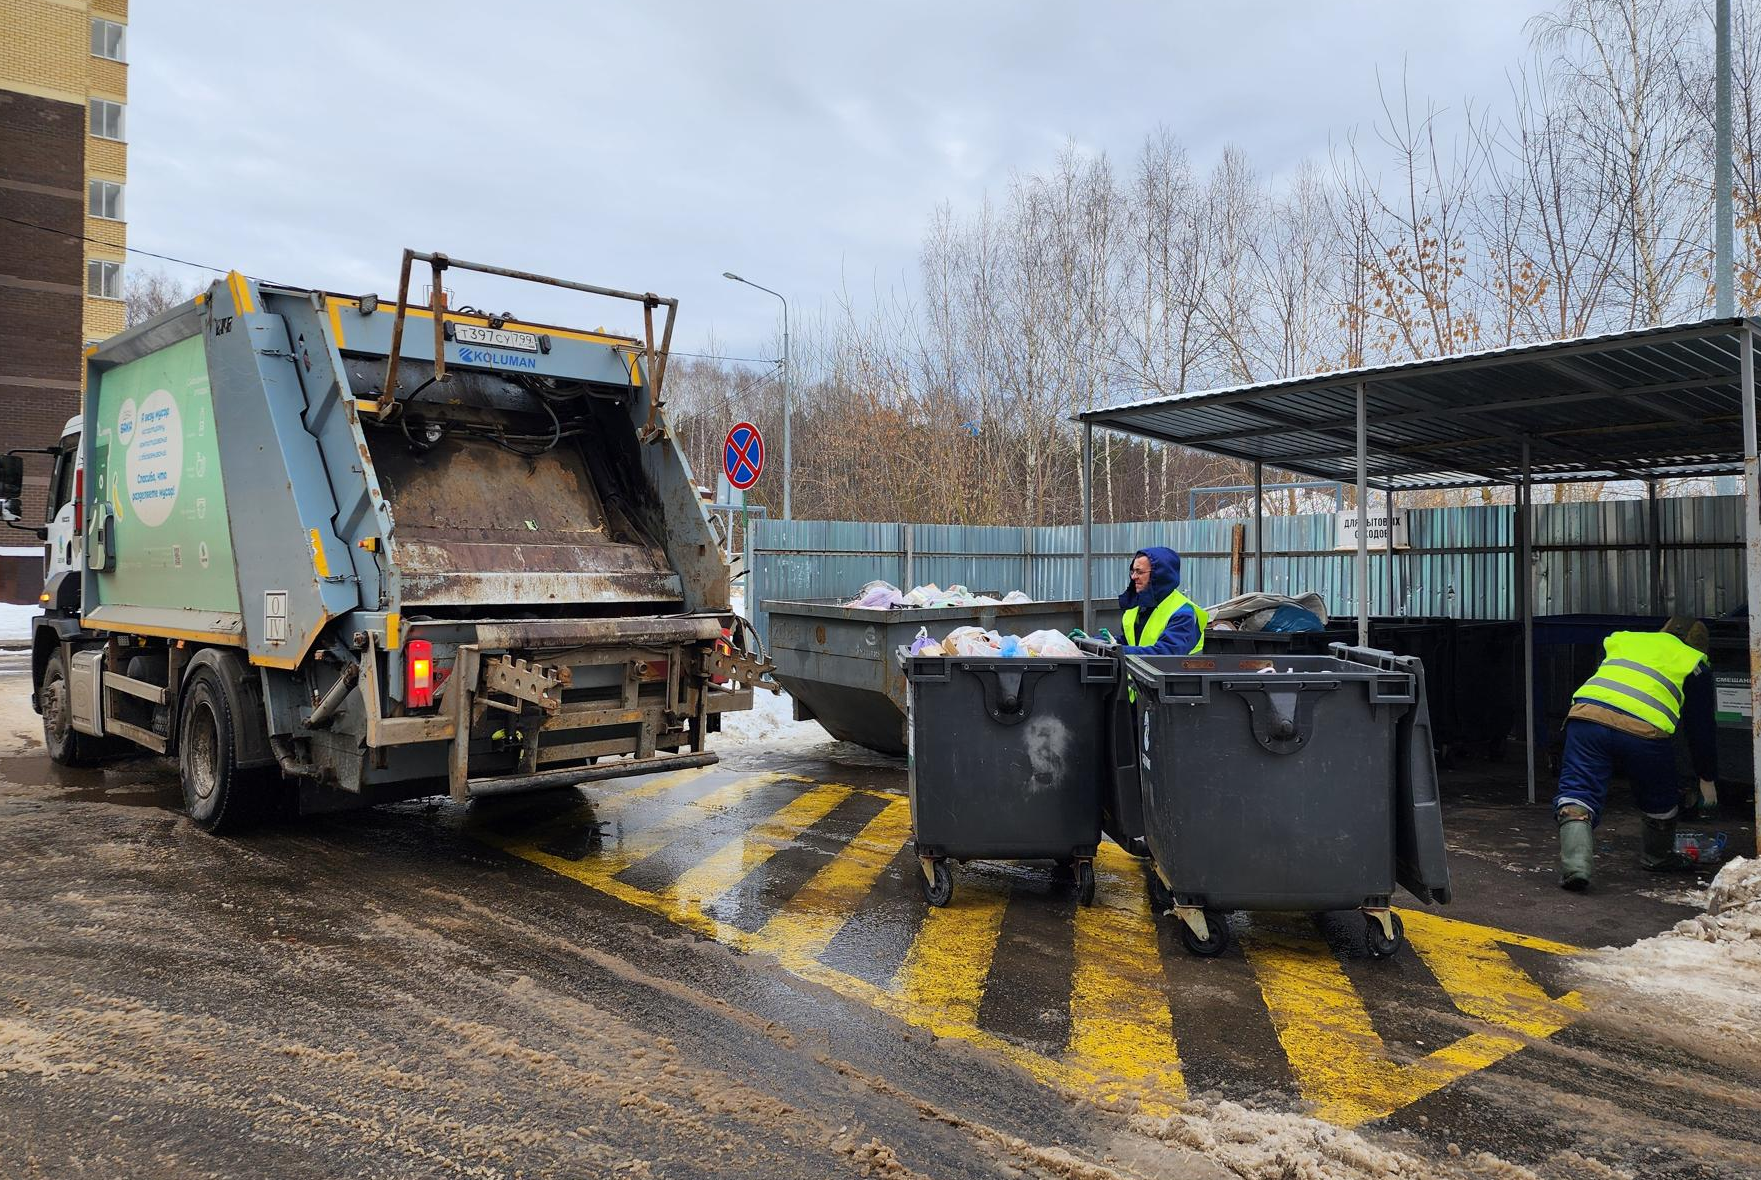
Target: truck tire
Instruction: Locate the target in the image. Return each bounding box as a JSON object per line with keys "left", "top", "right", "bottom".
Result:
{"left": 40, "top": 649, "right": 102, "bottom": 767}
{"left": 179, "top": 667, "right": 264, "bottom": 832}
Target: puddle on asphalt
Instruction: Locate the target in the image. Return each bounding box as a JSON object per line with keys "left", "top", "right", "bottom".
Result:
{"left": 0, "top": 752, "right": 183, "bottom": 809}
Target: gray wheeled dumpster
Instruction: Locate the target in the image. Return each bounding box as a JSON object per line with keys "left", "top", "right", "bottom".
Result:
{"left": 902, "top": 650, "right": 1113, "bottom": 906}
{"left": 766, "top": 598, "right": 1121, "bottom": 755}
{"left": 1127, "top": 644, "right": 1451, "bottom": 959}
{"left": 1100, "top": 628, "right": 1294, "bottom": 860}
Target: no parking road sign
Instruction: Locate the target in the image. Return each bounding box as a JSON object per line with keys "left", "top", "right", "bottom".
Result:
{"left": 724, "top": 421, "right": 765, "bottom": 492}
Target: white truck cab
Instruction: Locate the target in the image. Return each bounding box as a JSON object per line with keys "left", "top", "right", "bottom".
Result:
{"left": 42, "top": 415, "right": 83, "bottom": 604}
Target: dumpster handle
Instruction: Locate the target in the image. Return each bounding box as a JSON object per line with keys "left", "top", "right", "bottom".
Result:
{"left": 957, "top": 661, "right": 1056, "bottom": 726}
{"left": 1080, "top": 657, "right": 1117, "bottom": 684}
{"left": 1219, "top": 683, "right": 1330, "bottom": 755}
{"left": 1369, "top": 675, "right": 1416, "bottom": 705}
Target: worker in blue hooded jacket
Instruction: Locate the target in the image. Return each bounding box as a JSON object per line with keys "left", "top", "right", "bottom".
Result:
{"left": 1072, "top": 547, "right": 1207, "bottom": 655}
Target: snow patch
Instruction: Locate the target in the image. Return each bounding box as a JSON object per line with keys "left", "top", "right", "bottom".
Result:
{"left": 0, "top": 602, "right": 38, "bottom": 641}
{"left": 713, "top": 684, "right": 826, "bottom": 746}
{"left": 1575, "top": 857, "right": 1761, "bottom": 1049}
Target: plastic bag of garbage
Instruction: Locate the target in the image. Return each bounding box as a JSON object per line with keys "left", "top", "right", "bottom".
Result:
{"left": 946, "top": 626, "right": 1001, "bottom": 656}
{"left": 927, "top": 584, "right": 976, "bottom": 607}
{"left": 1019, "top": 629, "right": 1081, "bottom": 658}
{"left": 997, "top": 635, "right": 1025, "bottom": 658}
{"left": 907, "top": 626, "right": 943, "bottom": 656}
{"left": 1001, "top": 590, "right": 1033, "bottom": 605}
{"left": 847, "top": 580, "right": 903, "bottom": 609}
{"left": 901, "top": 583, "right": 942, "bottom": 608}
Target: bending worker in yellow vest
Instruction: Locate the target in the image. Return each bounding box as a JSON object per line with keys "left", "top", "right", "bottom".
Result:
{"left": 1554, "top": 617, "right": 1718, "bottom": 891}
{"left": 1072, "top": 547, "right": 1207, "bottom": 656}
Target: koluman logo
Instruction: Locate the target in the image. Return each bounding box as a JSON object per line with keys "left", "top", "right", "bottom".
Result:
{"left": 457, "top": 346, "right": 538, "bottom": 370}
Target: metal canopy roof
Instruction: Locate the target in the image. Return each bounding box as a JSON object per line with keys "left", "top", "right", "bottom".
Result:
{"left": 1079, "top": 317, "right": 1761, "bottom": 490}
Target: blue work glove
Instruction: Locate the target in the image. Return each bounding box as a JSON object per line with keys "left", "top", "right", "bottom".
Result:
{"left": 1067, "top": 627, "right": 1088, "bottom": 641}
{"left": 1096, "top": 627, "right": 1116, "bottom": 645}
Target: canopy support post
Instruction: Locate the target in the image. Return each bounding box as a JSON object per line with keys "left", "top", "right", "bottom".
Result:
{"left": 1253, "top": 459, "right": 1264, "bottom": 592}
{"left": 1740, "top": 325, "right": 1761, "bottom": 839}
{"left": 1082, "top": 422, "right": 1095, "bottom": 633}
{"left": 1356, "top": 382, "right": 1369, "bottom": 646}
{"left": 1520, "top": 438, "right": 1536, "bottom": 806}
{"left": 1647, "top": 479, "right": 1663, "bottom": 613}
{"left": 1385, "top": 487, "right": 1397, "bottom": 616}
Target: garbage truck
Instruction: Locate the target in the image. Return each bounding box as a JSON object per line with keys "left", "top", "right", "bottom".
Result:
{"left": 1, "top": 250, "right": 774, "bottom": 830}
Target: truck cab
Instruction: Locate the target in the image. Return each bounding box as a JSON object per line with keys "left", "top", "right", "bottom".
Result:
{"left": 41, "top": 415, "right": 83, "bottom": 616}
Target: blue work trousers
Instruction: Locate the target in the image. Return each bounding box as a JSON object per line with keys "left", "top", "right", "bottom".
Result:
{"left": 1552, "top": 719, "right": 1679, "bottom": 825}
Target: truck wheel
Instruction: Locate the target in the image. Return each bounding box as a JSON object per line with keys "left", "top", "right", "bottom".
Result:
{"left": 40, "top": 650, "right": 101, "bottom": 767}
{"left": 179, "top": 669, "right": 262, "bottom": 833}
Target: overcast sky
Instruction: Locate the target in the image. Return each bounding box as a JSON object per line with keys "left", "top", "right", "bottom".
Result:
{"left": 127, "top": 1, "right": 1549, "bottom": 361}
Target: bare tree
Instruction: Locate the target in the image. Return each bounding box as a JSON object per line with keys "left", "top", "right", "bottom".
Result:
{"left": 1530, "top": 0, "right": 1711, "bottom": 324}
{"left": 125, "top": 268, "right": 203, "bottom": 328}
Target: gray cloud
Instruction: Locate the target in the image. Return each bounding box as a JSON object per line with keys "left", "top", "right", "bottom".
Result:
{"left": 127, "top": 0, "right": 1542, "bottom": 357}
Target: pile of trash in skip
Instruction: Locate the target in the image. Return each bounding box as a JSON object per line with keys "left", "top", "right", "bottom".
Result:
{"left": 906, "top": 626, "right": 1083, "bottom": 659}
{"left": 843, "top": 580, "right": 1034, "bottom": 610}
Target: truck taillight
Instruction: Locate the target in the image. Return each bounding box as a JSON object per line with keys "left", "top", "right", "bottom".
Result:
{"left": 407, "top": 639, "right": 434, "bottom": 707}
{"left": 72, "top": 466, "right": 82, "bottom": 535}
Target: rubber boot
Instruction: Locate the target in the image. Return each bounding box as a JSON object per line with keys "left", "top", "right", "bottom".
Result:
{"left": 1557, "top": 805, "right": 1593, "bottom": 892}
{"left": 1640, "top": 815, "right": 1693, "bottom": 872}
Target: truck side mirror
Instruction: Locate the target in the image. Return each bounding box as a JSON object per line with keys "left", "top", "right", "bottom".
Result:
{"left": 0, "top": 455, "right": 21, "bottom": 520}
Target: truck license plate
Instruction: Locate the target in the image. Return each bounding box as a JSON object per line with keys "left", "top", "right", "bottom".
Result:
{"left": 453, "top": 324, "right": 539, "bottom": 352}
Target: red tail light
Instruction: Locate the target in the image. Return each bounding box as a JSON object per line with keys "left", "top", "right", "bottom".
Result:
{"left": 407, "top": 639, "right": 434, "bottom": 707}
{"left": 72, "top": 465, "right": 82, "bottom": 535}
{"left": 711, "top": 628, "right": 733, "bottom": 686}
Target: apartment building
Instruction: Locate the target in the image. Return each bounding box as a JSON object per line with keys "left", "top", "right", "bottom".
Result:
{"left": 0, "top": 0, "right": 129, "bottom": 524}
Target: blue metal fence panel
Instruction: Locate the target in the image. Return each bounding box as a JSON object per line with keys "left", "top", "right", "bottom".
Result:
{"left": 752, "top": 497, "right": 1744, "bottom": 642}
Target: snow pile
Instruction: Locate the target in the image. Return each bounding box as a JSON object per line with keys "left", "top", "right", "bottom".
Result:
{"left": 0, "top": 602, "right": 37, "bottom": 642}
{"left": 1129, "top": 1096, "right": 1550, "bottom": 1180}
{"left": 713, "top": 684, "right": 827, "bottom": 746}
{"left": 1575, "top": 856, "right": 1761, "bottom": 1048}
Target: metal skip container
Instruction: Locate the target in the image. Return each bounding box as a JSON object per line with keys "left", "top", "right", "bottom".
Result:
{"left": 1127, "top": 645, "right": 1452, "bottom": 958}
{"left": 766, "top": 598, "right": 1122, "bottom": 755}
{"left": 902, "top": 651, "right": 1114, "bottom": 906}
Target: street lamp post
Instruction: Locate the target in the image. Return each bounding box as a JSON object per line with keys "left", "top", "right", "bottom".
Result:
{"left": 723, "top": 271, "right": 791, "bottom": 520}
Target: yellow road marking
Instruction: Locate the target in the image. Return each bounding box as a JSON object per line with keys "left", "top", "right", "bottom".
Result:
{"left": 490, "top": 775, "right": 1582, "bottom": 1129}
{"left": 892, "top": 874, "right": 1008, "bottom": 1027}
{"left": 1243, "top": 911, "right": 1585, "bottom": 1128}
{"left": 1401, "top": 908, "right": 1584, "bottom": 1036}
{"left": 1066, "top": 844, "right": 1187, "bottom": 1107}
{"left": 748, "top": 796, "right": 913, "bottom": 962}
{"left": 510, "top": 765, "right": 719, "bottom": 842}
{"left": 499, "top": 772, "right": 780, "bottom": 893}
{"left": 665, "top": 783, "right": 853, "bottom": 912}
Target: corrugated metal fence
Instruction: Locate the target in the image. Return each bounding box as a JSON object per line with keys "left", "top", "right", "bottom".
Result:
{"left": 749, "top": 498, "right": 1745, "bottom": 642}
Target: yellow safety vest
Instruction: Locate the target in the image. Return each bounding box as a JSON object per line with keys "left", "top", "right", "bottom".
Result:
{"left": 1573, "top": 631, "right": 1705, "bottom": 736}
{"left": 1122, "top": 589, "right": 1207, "bottom": 655}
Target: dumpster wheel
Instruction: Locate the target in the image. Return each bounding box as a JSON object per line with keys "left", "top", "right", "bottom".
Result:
{"left": 1074, "top": 860, "right": 1096, "bottom": 907}
{"left": 1145, "top": 865, "right": 1174, "bottom": 914}
{"left": 1175, "top": 906, "right": 1230, "bottom": 957}
{"left": 1363, "top": 908, "right": 1405, "bottom": 959}
{"left": 920, "top": 858, "right": 953, "bottom": 907}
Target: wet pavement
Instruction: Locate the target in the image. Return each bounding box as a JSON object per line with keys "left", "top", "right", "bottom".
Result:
{"left": 2, "top": 672, "right": 1758, "bottom": 1179}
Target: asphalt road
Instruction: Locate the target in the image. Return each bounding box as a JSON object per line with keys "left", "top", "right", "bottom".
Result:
{"left": 2, "top": 669, "right": 1757, "bottom": 1179}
